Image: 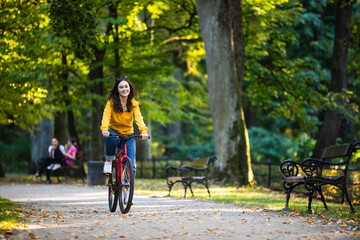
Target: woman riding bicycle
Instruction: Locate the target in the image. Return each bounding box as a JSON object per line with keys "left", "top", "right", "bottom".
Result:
{"left": 100, "top": 76, "right": 149, "bottom": 175}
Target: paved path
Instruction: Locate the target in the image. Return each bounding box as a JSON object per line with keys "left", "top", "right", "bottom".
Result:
{"left": 0, "top": 183, "right": 359, "bottom": 239}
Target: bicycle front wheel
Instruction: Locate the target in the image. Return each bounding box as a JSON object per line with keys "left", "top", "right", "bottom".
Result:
{"left": 108, "top": 162, "right": 119, "bottom": 212}
{"left": 119, "top": 157, "right": 135, "bottom": 214}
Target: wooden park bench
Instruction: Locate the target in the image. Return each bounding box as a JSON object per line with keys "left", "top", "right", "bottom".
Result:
{"left": 40, "top": 150, "right": 86, "bottom": 183}
{"left": 280, "top": 141, "right": 360, "bottom": 214}
{"left": 165, "top": 155, "right": 217, "bottom": 198}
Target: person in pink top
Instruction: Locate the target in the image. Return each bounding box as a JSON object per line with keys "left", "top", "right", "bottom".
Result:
{"left": 64, "top": 137, "right": 78, "bottom": 165}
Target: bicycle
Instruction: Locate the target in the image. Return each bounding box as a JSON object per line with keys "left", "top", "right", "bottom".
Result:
{"left": 103, "top": 133, "right": 150, "bottom": 214}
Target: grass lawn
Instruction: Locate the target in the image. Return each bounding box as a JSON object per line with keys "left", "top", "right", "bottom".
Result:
{"left": 135, "top": 179, "right": 360, "bottom": 224}
{"left": 0, "top": 197, "right": 24, "bottom": 234}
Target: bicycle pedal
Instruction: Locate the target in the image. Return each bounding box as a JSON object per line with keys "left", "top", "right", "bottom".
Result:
{"left": 104, "top": 173, "right": 112, "bottom": 176}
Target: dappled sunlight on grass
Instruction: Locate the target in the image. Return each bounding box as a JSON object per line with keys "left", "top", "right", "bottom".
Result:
{"left": 135, "top": 178, "right": 360, "bottom": 222}
{"left": 0, "top": 197, "right": 24, "bottom": 234}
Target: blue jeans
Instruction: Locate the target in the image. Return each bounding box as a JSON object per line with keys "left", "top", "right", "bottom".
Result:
{"left": 103, "top": 129, "right": 136, "bottom": 175}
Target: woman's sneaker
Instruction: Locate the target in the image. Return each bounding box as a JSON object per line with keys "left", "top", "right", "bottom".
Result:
{"left": 103, "top": 161, "right": 112, "bottom": 175}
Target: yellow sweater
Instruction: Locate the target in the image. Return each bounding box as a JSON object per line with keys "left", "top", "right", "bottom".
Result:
{"left": 100, "top": 99, "right": 148, "bottom": 135}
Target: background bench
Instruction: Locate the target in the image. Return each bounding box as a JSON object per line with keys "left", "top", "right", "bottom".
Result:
{"left": 280, "top": 141, "right": 360, "bottom": 213}
{"left": 41, "top": 150, "right": 86, "bottom": 183}
{"left": 165, "top": 155, "right": 217, "bottom": 197}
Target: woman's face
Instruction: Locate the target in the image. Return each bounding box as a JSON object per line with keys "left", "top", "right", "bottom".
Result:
{"left": 67, "top": 140, "right": 72, "bottom": 146}
{"left": 51, "top": 138, "right": 59, "bottom": 148}
{"left": 118, "top": 81, "right": 130, "bottom": 97}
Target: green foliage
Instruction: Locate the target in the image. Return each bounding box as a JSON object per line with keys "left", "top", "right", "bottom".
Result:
{"left": 48, "top": 0, "right": 100, "bottom": 59}
{"left": 150, "top": 73, "right": 214, "bottom": 159}
{"left": 244, "top": 0, "right": 360, "bottom": 135}
{"left": 0, "top": 127, "right": 30, "bottom": 174}
{"left": 244, "top": 0, "right": 325, "bottom": 132}
{"left": 153, "top": 122, "right": 215, "bottom": 159}
{"left": 248, "top": 126, "right": 315, "bottom": 164}
{"left": 0, "top": 0, "right": 53, "bottom": 129}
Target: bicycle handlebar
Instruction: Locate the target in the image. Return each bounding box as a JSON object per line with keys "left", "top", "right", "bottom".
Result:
{"left": 101, "top": 133, "right": 151, "bottom": 139}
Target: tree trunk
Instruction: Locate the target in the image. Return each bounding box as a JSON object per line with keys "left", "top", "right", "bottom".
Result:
{"left": 89, "top": 46, "right": 106, "bottom": 161}
{"left": 30, "top": 116, "right": 53, "bottom": 173}
{"left": 134, "top": 16, "right": 154, "bottom": 168}
{"left": 61, "top": 53, "right": 80, "bottom": 148}
{"left": 245, "top": 103, "right": 257, "bottom": 128}
{"left": 54, "top": 53, "right": 70, "bottom": 144}
{"left": 134, "top": 121, "right": 152, "bottom": 168}
{"left": 164, "top": 70, "right": 182, "bottom": 156}
{"left": 54, "top": 111, "right": 68, "bottom": 144}
{"left": 230, "top": 0, "right": 254, "bottom": 184}
{"left": 67, "top": 110, "right": 79, "bottom": 144}
{"left": 109, "top": 2, "right": 121, "bottom": 77}
{"left": 196, "top": 0, "right": 254, "bottom": 185}
{"left": 312, "top": 0, "right": 353, "bottom": 158}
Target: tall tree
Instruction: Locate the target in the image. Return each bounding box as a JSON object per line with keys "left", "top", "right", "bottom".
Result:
{"left": 89, "top": 46, "right": 106, "bottom": 161}
{"left": 196, "top": 0, "right": 254, "bottom": 185}
{"left": 229, "top": 0, "right": 254, "bottom": 185}
{"left": 312, "top": 0, "right": 354, "bottom": 158}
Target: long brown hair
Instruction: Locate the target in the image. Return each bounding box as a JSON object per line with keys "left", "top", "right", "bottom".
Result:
{"left": 108, "top": 76, "right": 137, "bottom": 112}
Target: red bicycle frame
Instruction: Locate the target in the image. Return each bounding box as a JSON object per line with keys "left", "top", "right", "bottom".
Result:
{"left": 104, "top": 134, "right": 150, "bottom": 189}
{"left": 110, "top": 140, "right": 130, "bottom": 189}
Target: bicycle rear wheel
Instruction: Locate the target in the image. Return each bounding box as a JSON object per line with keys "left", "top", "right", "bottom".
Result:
{"left": 108, "top": 162, "right": 119, "bottom": 212}
{"left": 119, "top": 157, "right": 135, "bottom": 214}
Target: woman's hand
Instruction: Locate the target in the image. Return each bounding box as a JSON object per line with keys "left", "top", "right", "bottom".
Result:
{"left": 140, "top": 133, "right": 149, "bottom": 140}
{"left": 102, "top": 131, "right": 110, "bottom": 137}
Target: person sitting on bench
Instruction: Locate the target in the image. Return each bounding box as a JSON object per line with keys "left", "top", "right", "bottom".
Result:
{"left": 35, "top": 137, "right": 66, "bottom": 183}
{"left": 63, "top": 137, "right": 78, "bottom": 166}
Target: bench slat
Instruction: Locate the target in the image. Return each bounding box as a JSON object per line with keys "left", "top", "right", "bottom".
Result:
{"left": 167, "top": 177, "right": 182, "bottom": 182}
{"left": 321, "top": 144, "right": 351, "bottom": 160}
{"left": 191, "top": 176, "right": 205, "bottom": 180}
{"left": 192, "top": 158, "right": 209, "bottom": 167}
{"left": 283, "top": 176, "right": 305, "bottom": 182}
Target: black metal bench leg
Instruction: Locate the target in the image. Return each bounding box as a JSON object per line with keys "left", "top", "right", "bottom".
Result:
{"left": 203, "top": 181, "right": 211, "bottom": 197}
{"left": 188, "top": 183, "right": 194, "bottom": 197}
{"left": 340, "top": 185, "right": 355, "bottom": 214}
{"left": 283, "top": 182, "right": 297, "bottom": 211}
{"left": 284, "top": 191, "right": 291, "bottom": 210}
{"left": 183, "top": 184, "right": 188, "bottom": 198}
{"left": 307, "top": 189, "right": 315, "bottom": 214}
{"left": 317, "top": 187, "right": 328, "bottom": 210}
{"left": 168, "top": 182, "right": 175, "bottom": 196}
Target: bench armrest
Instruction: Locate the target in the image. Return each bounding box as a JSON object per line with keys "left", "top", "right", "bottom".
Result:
{"left": 302, "top": 157, "right": 349, "bottom": 166}
{"left": 299, "top": 158, "right": 322, "bottom": 177}
{"left": 280, "top": 158, "right": 322, "bottom": 178}
{"left": 165, "top": 166, "right": 188, "bottom": 177}
{"left": 181, "top": 165, "right": 207, "bottom": 171}
{"left": 181, "top": 165, "right": 208, "bottom": 177}
{"left": 301, "top": 157, "right": 351, "bottom": 178}
{"left": 280, "top": 160, "right": 302, "bottom": 177}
